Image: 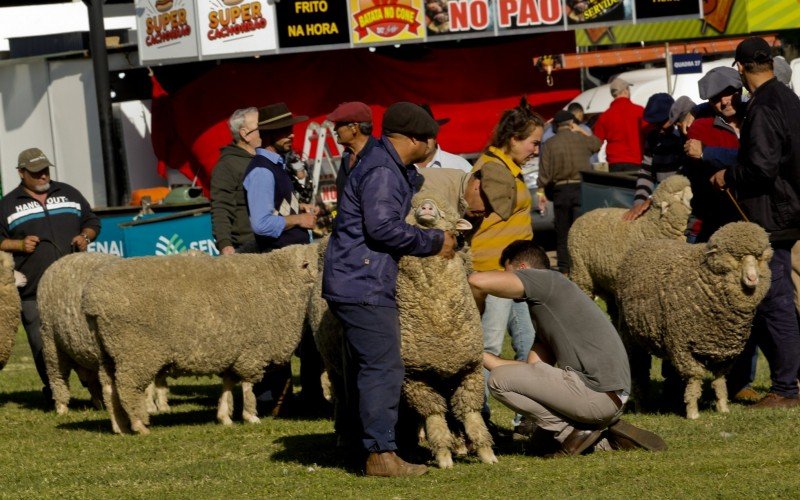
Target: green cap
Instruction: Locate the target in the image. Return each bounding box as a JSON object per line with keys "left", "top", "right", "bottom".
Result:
{"left": 17, "top": 148, "right": 54, "bottom": 172}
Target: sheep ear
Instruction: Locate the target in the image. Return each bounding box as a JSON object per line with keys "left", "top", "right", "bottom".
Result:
{"left": 455, "top": 219, "right": 473, "bottom": 231}
{"left": 660, "top": 201, "right": 669, "bottom": 215}
{"left": 705, "top": 247, "right": 718, "bottom": 256}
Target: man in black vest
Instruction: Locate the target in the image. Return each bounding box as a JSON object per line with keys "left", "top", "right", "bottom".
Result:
{"left": 243, "top": 102, "right": 323, "bottom": 415}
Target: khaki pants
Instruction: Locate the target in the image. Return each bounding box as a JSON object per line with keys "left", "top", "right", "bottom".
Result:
{"left": 488, "top": 362, "right": 622, "bottom": 441}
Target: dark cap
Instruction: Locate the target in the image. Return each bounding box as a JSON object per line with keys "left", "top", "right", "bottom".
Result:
{"left": 643, "top": 93, "right": 674, "bottom": 125}
{"left": 327, "top": 101, "right": 372, "bottom": 123}
{"left": 698, "top": 67, "right": 742, "bottom": 100}
{"left": 554, "top": 109, "right": 575, "bottom": 125}
{"left": 382, "top": 102, "right": 439, "bottom": 139}
{"left": 668, "top": 96, "right": 696, "bottom": 124}
{"left": 257, "top": 102, "right": 308, "bottom": 130}
{"left": 17, "top": 147, "right": 54, "bottom": 172}
{"left": 733, "top": 36, "right": 773, "bottom": 65}
{"left": 418, "top": 103, "right": 450, "bottom": 126}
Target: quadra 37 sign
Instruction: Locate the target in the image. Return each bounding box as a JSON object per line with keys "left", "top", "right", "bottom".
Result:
{"left": 196, "top": 0, "right": 278, "bottom": 57}
{"left": 350, "top": 0, "right": 425, "bottom": 45}
{"left": 136, "top": 0, "right": 200, "bottom": 63}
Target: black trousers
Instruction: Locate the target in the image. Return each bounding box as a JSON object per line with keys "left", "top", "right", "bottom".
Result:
{"left": 551, "top": 183, "right": 582, "bottom": 273}
{"left": 21, "top": 300, "right": 50, "bottom": 392}
{"left": 608, "top": 162, "right": 640, "bottom": 173}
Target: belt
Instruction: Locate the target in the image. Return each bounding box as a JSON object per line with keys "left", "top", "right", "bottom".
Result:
{"left": 554, "top": 179, "right": 581, "bottom": 186}
{"left": 606, "top": 391, "right": 623, "bottom": 409}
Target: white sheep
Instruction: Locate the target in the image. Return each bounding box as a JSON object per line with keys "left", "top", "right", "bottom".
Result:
{"left": 617, "top": 222, "right": 772, "bottom": 419}
{"left": 310, "top": 194, "right": 496, "bottom": 468}
{"left": 83, "top": 244, "right": 318, "bottom": 434}
{"left": 0, "top": 251, "right": 20, "bottom": 370}
{"left": 568, "top": 175, "right": 693, "bottom": 305}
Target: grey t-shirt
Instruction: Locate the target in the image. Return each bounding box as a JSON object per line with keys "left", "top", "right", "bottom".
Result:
{"left": 515, "top": 269, "right": 631, "bottom": 393}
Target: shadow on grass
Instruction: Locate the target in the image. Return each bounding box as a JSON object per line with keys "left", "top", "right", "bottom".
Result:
{"left": 0, "top": 390, "right": 52, "bottom": 411}
{"left": 271, "top": 432, "right": 363, "bottom": 473}
{"left": 56, "top": 408, "right": 222, "bottom": 433}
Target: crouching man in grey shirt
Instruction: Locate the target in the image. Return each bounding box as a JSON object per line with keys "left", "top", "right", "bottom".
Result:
{"left": 468, "top": 240, "right": 666, "bottom": 457}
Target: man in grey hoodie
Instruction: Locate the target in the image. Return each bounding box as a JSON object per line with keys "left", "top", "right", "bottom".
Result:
{"left": 210, "top": 107, "right": 261, "bottom": 254}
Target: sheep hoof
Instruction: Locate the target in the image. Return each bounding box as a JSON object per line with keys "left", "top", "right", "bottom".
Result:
{"left": 686, "top": 409, "right": 700, "bottom": 420}
{"left": 131, "top": 422, "right": 150, "bottom": 435}
{"left": 453, "top": 442, "right": 469, "bottom": 456}
{"left": 477, "top": 447, "right": 498, "bottom": 464}
{"left": 55, "top": 403, "right": 69, "bottom": 415}
{"left": 156, "top": 402, "right": 171, "bottom": 413}
{"left": 218, "top": 416, "right": 234, "bottom": 426}
{"left": 717, "top": 405, "right": 730, "bottom": 414}
{"left": 435, "top": 452, "right": 454, "bottom": 469}
{"left": 244, "top": 414, "right": 261, "bottom": 424}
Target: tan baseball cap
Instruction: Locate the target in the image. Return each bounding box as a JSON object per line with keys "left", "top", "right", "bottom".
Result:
{"left": 609, "top": 77, "right": 632, "bottom": 94}
{"left": 17, "top": 148, "right": 54, "bottom": 172}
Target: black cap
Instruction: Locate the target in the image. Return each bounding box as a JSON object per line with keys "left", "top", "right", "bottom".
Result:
{"left": 733, "top": 37, "right": 773, "bottom": 65}
{"left": 554, "top": 110, "right": 575, "bottom": 125}
{"left": 382, "top": 102, "right": 439, "bottom": 139}
{"left": 643, "top": 93, "right": 674, "bottom": 124}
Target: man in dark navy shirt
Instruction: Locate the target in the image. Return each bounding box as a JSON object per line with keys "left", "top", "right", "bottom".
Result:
{"left": 0, "top": 148, "right": 100, "bottom": 404}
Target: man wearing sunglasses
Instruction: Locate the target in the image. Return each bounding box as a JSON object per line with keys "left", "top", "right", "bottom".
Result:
{"left": 0, "top": 147, "right": 99, "bottom": 405}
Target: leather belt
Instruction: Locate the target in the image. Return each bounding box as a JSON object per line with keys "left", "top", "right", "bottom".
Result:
{"left": 554, "top": 179, "right": 581, "bottom": 186}
{"left": 606, "top": 391, "right": 623, "bottom": 409}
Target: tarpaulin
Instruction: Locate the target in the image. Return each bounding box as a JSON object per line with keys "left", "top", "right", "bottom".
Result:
{"left": 151, "top": 34, "right": 581, "bottom": 194}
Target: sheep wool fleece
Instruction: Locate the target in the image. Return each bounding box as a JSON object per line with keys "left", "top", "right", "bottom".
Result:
{"left": 0, "top": 251, "right": 19, "bottom": 370}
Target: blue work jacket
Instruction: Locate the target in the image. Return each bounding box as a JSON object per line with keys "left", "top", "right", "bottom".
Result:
{"left": 322, "top": 136, "right": 444, "bottom": 307}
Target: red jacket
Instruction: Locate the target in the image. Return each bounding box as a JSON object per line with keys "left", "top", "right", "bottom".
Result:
{"left": 593, "top": 97, "right": 645, "bottom": 165}
{"left": 687, "top": 116, "right": 739, "bottom": 149}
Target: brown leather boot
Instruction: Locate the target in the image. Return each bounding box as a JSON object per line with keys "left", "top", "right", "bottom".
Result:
{"left": 545, "top": 428, "right": 604, "bottom": 458}
{"left": 365, "top": 451, "right": 428, "bottom": 477}
{"left": 607, "top": 419, "right": 667, "bottom": 452}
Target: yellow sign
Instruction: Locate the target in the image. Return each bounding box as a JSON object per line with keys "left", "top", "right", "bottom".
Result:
{"left": 350, "top": 0, "right": 424, "bottom": 44}
{"left": 746, "top": 0, "right": 800, "bottom": 31}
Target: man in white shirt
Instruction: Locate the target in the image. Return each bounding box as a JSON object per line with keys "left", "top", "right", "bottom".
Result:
{"left": 416, "top": 104, "right": 472, "bottom": 172}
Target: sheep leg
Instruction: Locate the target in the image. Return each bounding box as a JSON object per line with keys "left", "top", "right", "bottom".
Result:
{"left": 154, "top": 374, "right": 170, "bottom": 413}
{"left": 217, "top": 374, "right": 236, "bottom": 426}
{"left": 41, "top": 325, "right": 71, "bottom": 415}
{"left": 684, "top": 377, "right": 702, "bottom": 420}
{"left": 451, "top": 367, "right": 497, "bottom": 465}
{"left": 144, "top": 383, "right": 159, "bottom": 415}
{"left": 241, "top": 382, "right": 260, "bottom": 424}
{"left": 114, "top": 360, "right": 158, "bottom": 435}
{"left": 99, "top": 362, "right": 130, "bottom": 434}
{"left": 712, "top": 375, "right": 730, "bottom": 414}
{"left": 74, "top": 366, "right": 104, "bottom": 411}
{"left": 403, "top": 379, "right": 453, "bottom": 468}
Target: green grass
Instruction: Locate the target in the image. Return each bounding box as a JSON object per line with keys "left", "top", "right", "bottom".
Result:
{"left": 1, "top": 326, "right": 799, "bottom": 499}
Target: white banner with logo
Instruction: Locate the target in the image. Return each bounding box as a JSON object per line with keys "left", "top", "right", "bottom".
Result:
{"left": 136, "top": 0, "right": 200, "bottom": 63}
{"left": 196, "top": 0, "right": 278, "bottom": 57}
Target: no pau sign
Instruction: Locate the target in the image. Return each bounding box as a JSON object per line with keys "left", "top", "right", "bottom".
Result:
{"left": 196, "top": 0, "right": 278, "bottom": 57}
{"left": 350, "top": 0, "right": 424, "bottom": 44}
{"left": 496, "top": 0, "right": 563, "bottom": 30}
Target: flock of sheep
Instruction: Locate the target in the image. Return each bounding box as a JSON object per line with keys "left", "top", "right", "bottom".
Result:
{"left": 0, "top": 177, "right": 775, "bottom": 467}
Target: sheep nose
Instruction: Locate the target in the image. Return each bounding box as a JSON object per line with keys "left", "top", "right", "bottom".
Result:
{"left": 743, "top": 272, "right": 758, "bottom": 288}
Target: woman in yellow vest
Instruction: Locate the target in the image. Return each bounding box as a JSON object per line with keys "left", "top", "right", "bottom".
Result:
{"left": 471, "top": 98, "right": 544, "bottom": 427}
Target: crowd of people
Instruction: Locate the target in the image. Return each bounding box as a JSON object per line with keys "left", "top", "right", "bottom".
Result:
{"left": 1, "top": 36, "right": 798, "bottom": 479}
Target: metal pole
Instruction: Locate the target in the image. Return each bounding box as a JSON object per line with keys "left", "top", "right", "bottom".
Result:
{"left": 665, "top": 42, "right": 674, "bottom": 95}
{"left": 83, "top": 0, "right": 121, "bottom": 206}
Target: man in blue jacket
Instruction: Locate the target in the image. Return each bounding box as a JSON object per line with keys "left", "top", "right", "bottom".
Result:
{"left": 323, "top": 102, "right": 456, "bottom": 477}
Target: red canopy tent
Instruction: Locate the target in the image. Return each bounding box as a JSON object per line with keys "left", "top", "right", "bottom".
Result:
{"left": 150, "top": 33, "right": 581, "bottom": 194}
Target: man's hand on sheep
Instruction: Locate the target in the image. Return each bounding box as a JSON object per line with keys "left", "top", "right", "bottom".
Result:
{"left": 622, "top": 198, "right": 652, "bottom": 221}
{"left": 221, "top": 246, "right": 235, "bottom": 256}
{"left": 300, "top": 203, "right": 321, "bottom": 216}
{"left": 285, "top": 212, "right": 317, "bottom": 230}
{"left": 437, "top": 231, "right": 457, "bottom": 259}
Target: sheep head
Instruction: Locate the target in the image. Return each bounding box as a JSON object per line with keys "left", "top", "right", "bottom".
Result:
{"left": 646, "top": 175, "right": 693, "bottom": 238}
{"left": 705, "top": 222, "right": 772, "bottom": 294}
{"left": 407, "top": 193, "right": 472, "bottom": 233}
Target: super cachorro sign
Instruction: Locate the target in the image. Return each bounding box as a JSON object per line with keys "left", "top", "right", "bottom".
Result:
{"left": 136, "top": 0, "right": 200, "bottom": 63}
{"left": 197, "top": 0, "right": 278, "bottom": 57}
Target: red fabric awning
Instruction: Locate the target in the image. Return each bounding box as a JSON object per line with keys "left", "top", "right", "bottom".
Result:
{"left": 151, "top": 34, "right": 581, "bottom": 195}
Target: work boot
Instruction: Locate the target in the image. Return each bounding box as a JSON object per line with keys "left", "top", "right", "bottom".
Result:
{"left": 748, "top": 392, "right": 800, "bottom": 410}
{"left": 731, "top": 387, "right": 761, "bottom": 403}
{"left": 545, "top": 428, "right": 604, "bottom": 458}
{"left": 606, "top": 419, "right": 667, "bottom": 452}
{"left": 365, "top": 451, "right": 428, "bottom": 477}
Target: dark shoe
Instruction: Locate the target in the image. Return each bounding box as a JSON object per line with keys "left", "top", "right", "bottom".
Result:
{"left": 365, "top": 451, "right": 428, "bottom": 477}
{"left": 607, "top": 419, "right": 667, "bottom": 452}
{"left": 523, "top": 427, "right": 560, "bottom": 457}
{"left": 731, "top": 387, "right": 761, "bottom": 403}
{"left": 512, "top": 417, "right": 536, "bottom": 441}
{"left": 546, "top": 428, "right": 604, "bottom": 458}
{"left": 748, "top": 392, "right": 800, "bottom": 410}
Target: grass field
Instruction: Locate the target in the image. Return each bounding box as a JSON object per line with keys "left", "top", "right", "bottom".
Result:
{"left": 1, "top": 326, "right": 799, "bottom": 499}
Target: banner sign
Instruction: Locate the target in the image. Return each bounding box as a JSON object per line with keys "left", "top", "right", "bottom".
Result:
{"left": 495, "top": 0, "right": 565, "bottom": 31}
{"left": 275, "top": 0, "right": 352, "bottom": 48}
{"left": 671, "top": 53, "right": 703, "bottom": 74}
{"left": 425, "top": 0, "right": 496, "bottom": 37}
{"left": 136, "top": 0, "right": 200, "bottom": 63}
{"left": 634, "top": 0, "right": 702, "bottom": 20}
{"left": 746, "top": 0, "right": 800, "bottom": 31}
{"left": 565, "top": 0, "right": 632, "bottom": 27}
{"left": 350, "top": 0, "right": 425, "bottom": 44}
{"left": 196, "top": 0, "right": 278, "bottom": 57}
